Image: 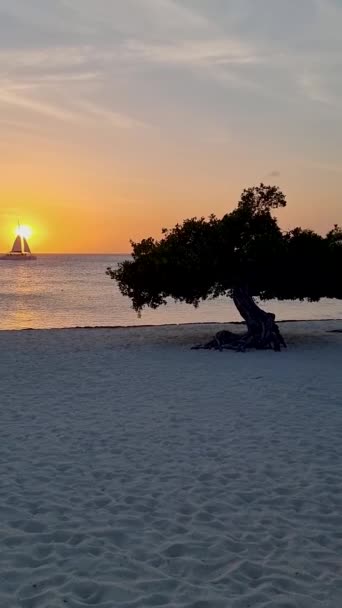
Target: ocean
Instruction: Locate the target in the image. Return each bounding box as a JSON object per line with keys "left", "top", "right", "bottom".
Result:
{"left": 0, "top": 254, "right": 341, "bottom": 330}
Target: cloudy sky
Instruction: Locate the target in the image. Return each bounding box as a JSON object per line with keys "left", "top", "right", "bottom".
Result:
{"left": 0, "top": 0, "right": 341, "bottom": 252}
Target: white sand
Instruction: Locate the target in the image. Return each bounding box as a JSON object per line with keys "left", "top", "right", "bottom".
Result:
{"left": 1, "top": 320, "right": 342, "bottom": 608}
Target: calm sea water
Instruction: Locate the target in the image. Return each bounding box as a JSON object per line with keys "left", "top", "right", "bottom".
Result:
{"left": 0, "top": 254, "right": 341, "bottom": 330}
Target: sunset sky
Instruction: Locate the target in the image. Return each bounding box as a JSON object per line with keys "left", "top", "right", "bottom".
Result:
{"left": 0, "top": 0, "right": 341, "bottom": 253}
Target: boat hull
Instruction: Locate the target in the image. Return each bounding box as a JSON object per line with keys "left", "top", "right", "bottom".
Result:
{"left": 0, "top": 254, "right": 37, "bottom": 261}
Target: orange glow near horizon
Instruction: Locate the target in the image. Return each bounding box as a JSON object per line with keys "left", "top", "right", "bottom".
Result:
{"left": 1, "top": 139, "right": 341, "bottom": 254}
{"left": 1, "top": 183, "right": 341, "bottom": 255}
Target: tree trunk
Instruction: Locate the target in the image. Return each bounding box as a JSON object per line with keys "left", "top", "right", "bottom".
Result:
{"left": 231, "top": 287, "right": 286, "bottom": 351}
{"left": 192, "top": 287, "right": 286, "bottom": 352}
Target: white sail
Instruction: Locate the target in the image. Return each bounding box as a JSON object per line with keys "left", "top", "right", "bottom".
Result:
{"left": 11, "top": 235, "right": 23, "bottom": 253}
{"left": 1, "top": 225, "right": 37, "bottom": 260}
{"left": 23, "top": 238, "right": 31, "bottom": 253}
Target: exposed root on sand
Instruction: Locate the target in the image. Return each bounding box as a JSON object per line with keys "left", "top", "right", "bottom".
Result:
{"left": 192, "top": 288, "right": 287, "bottom": 352}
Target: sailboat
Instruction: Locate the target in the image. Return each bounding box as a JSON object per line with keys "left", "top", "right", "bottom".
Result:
{"left": 1, "top": 227, "right": 37, "bottom": 261}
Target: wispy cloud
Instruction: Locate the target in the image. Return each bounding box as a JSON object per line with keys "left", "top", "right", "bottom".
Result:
{"left": 124, "top": 38, "right": 260, "bottom": 67}
{"left": 297, "top": 72, "right": 340, "bottom": 108}
{"left": 0, "top": 89, "right": 77, "bottom": 122}
{"left": 0, "top": 82, "right": 148, "bottom": 130}
{"left": 60, "top": 0, "right": 209, "bottom": 34}
{"left": 0, "top": 43, "right": 147, "bottom": 128}
{"left": 78, "top": 100, "right": 149, "bottom": 129}
{"left": 0, "top": 45, "right": 100, "bottom": 74}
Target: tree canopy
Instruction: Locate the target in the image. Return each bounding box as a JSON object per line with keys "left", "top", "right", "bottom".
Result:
{"left": 107, "top": 184, "right": 342, "bottom": 350}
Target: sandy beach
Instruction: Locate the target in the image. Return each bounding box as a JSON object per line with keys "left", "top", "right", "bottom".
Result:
{"left": 1, "top": 320, "right": 342, "bottom": 607}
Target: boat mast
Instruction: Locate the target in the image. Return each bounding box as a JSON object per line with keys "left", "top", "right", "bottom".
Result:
{"left": 18, "top": 219, "right": 23, "bottom": 253}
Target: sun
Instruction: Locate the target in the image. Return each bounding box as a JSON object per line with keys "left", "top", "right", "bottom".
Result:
{"left": 16, "top": 224, "right": 32, "bottom": 239}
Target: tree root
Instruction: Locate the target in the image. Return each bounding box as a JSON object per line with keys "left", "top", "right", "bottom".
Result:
{"left": 192, "top": 288, "right": 287, "bottom": 352}
{"left": 191, "top": 322, "right": 287, "bottom": 352}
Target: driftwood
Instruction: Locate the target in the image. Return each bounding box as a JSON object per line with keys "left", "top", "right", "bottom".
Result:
{"left": 192, "top": 287, "right": 287, "bottom": 352}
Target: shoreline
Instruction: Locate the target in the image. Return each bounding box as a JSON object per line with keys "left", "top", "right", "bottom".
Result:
{"left": 1, "top": 317, "right": 342, "bottom": 332}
